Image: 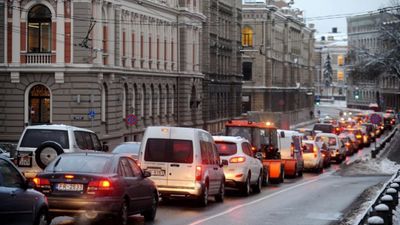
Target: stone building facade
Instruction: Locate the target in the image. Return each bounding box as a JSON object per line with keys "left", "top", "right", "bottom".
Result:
{"left": 241, "top": 2, "right": 315, "bottom": 128}
{"left": 347, "top": 11, "right": 399, "bottom": 110}
{"left": 0, "top": 0, "right": 205, "bottom": 148}
{"left": 201, "top": 0, "right": 243, "bottom": 134}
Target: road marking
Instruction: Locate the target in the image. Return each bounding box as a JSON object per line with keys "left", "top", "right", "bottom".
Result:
{"left": 189, "top": 177, "right": 322, "bottom": 225}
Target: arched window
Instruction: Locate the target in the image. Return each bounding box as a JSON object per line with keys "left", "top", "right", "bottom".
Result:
{"left": 122, "top": 84, "right": 128, "bottom": 119}
{"left": 242, "top": 26, "right": 254, "bottom": 47}
{"left": 141, "top": 84, "right": 146, "bottom": 117}
{"left": 165, "top": 85, "right": 169, "bottom": 116}
{"left": 28, "top": 5, "right": 52, "bottom": 53}
{"left": 172, "top": 85, "right": 176, "bottom": 115}
{"left": 29, "top": 84, "right": 50, "bottom": 124}
{"left": 149, "top": 85, "right": 154, "bottom": 117}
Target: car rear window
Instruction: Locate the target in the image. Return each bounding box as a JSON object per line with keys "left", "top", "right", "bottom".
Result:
{"left": 144, "top": 138, "right": 193, "bottom": 163}
{"left": 313, "top": 124, "right": 333, "bottom": 133}
{"left": 303, "top": 143, "right": 314, "bottom": 153}
{"left": 315, "top": 136, "right": 337, "bottom": 146}
{"left": 215, "top": 141, "right": 237, "bottom": 156}
{"left": 47, "top": 155, "right": 110, "bottom": 173}
{"left": 20, "top": 129, "right": 69, "bottom": 149}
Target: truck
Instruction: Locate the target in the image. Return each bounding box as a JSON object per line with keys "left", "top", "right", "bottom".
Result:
{"left": 277, "top": 130, "right": 304, "bottom": 178}
{"left": 225, "top": 120, "right": 285, "bottom": 184}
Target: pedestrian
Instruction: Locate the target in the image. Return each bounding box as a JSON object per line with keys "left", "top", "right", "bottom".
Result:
{"left": 309, "top": 110, "right": 314, "bottom": 119}
{"left": 317, "top": 110, "right": 321, "bottom": 117}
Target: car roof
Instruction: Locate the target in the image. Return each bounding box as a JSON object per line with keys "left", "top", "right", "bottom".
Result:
{"left": 61, "top": 152, "right": 114, "bottom": 158}
{"left": 25, "top": 124, "right": 94, "bottom": 133}
{"left": 213, "top": 135, "right": 249, "bottom": 143}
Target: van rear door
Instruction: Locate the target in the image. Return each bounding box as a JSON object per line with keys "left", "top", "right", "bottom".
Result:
{"left": 167, "top": 139, "right": 195, "bottom": 188}
{"left": 142, "top": 138, "right": 169, "bottom": 187}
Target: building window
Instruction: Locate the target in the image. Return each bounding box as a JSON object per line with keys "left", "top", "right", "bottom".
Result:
{"left": 101, "top": 83, "right": 107, "bottom": 123}
{"left": 242, "top": 62, "right": 252, "bottom": 81}
{"left": 141, "top": 85, "right": 145, "bottom": 118}
{"left": 122, "top": 84, "right": 128, "bottom": 119}
{"left": 242, "top": 26, "right": 253, "bottom": 47}
{"left": 28, "top": 5, "right": 52, "bottom": 53}
{"left": 157, "top": 85, "right": 161, "bottom": 116}
{"left": 29, "top": 84, "right": 50, "bottom": 124}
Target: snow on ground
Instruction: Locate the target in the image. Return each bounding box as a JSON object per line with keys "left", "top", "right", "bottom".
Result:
{"left": 338, "top": 157, "right": 400, "bottom": 176}
{"left": 319, "top": 100, "right": 348, "bottom": 108}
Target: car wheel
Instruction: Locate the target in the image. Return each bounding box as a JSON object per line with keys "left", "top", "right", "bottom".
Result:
{"left": 253, "top": 173, "right": 262, "bottom": 194}
{"left": 143, "top": 193, "right": 158, "bottom": 221}
{"left": 117, "top": 200, "right": 129, "bottom": 225}
{"left": 215, "top": 180, "right": 225, "bottom": 203}
{"left": 280, "top": 167, "right": 285, "bottom": 183}
{"left": 35, "top": 142, "right": 64, "bottom": 170}
{"left": 241, "top": 175, "right": 251, "bottom": 196}
{"left": 34, "top": 208, "right": 48, "bottom": 225}
{"left": 198, "top": 183, "right": 209, "bottom": 207}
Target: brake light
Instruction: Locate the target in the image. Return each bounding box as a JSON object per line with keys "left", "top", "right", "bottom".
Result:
{"left": 87, "top": 179, "right": 113, "bottom": 195}
{"left": 345, "top": 142, "right": 351, "bottom": 147}
{"left": 356, "top": 134, "right": 362, "bottom": 139}
{"left": 33, "top": 177, "right": 50, "bottom": 187}
{"left": 65, "top": 175, "right": 74, "bottom": 179}
{"left": 230, "top": 156, "right": 246, "bottom": 163}
{"left": 313, "top": 146, "right": 318, "bottom": 158}
{"left": 195, "top": 166, "right": 202, "bottom": 181}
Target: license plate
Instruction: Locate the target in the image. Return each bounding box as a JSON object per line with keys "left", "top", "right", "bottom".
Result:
{"left": 146, "top": 167, "right": 166, "bottom": 176}
{"left": 56, "top": 183, "right": 84, "bottom": 192}
{"left": 17, "top": 153, "right": 32, "bottom": 167}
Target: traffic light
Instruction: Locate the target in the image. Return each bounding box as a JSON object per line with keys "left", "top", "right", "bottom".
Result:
{"left": 354, "top": 90, "right": 359, "bottom": 100}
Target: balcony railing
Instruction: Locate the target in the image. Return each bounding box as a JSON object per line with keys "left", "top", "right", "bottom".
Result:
{"left": 24, "top": 53, "right": 53, "bottom": 64}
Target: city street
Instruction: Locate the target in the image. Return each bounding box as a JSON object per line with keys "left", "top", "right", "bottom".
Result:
{"left": 49, "top": 104, "right": 395, "bottom": 225}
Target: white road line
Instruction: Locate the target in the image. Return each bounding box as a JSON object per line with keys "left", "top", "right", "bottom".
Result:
{"left": 189, "top": 177, "right": 323, "bottom": 225}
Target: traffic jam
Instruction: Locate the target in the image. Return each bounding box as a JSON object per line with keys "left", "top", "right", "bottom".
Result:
{"left": 0, "top": 109, "right": 397, "bottom": 225}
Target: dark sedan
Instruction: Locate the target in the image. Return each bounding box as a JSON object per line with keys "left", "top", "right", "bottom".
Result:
{"left": 0, "top": 156, "right": 49, "bottom": 225}
{"left": 112, "top": 142, "right": 141, "bottom": 160}
{"left": 33, "top": 152, "right": 158, "bottom": 224}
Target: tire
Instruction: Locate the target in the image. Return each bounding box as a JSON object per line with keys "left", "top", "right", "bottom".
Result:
{"left": 143, "top": 193, "right": 158, "bottom": 221}
{"left": 280, "top": 167, "right": 285, "bottom": 183}
{"left": 241, "top": 175, "right": 251, "bottom": 196}
{"left": 252, "top": 173, "right": 262, "bottom": 194}
{"left": 198, "top": 183, "right": 209, "bottom": 207}
{"left": 117, "top": 200, "right": 129, "bottom": 225}
{"left": 215, "top": 180, "right": 225, "bottom": 203}
{"left": 35, "top": 142, "right": 64, "bottom": 170}
{"left": 34, "top": 208, "right": 49, "bottom": 225}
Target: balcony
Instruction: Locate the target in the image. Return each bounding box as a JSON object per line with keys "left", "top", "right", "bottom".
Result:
{"left": 23, "top": 53, "right": 54, "bottom": 64}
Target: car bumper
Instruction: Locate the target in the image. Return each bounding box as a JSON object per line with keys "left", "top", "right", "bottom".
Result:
{"left": 304, "top": 160, "right": 319, "bottom": 169}
{"left": 47, "top": 196, "right": 121, "bottom": 216}
{"left": 223, "top": 167, "right": 247, "bottom": 183}
{"left": 157, "top": 183, "right": 203, "bottom": 198}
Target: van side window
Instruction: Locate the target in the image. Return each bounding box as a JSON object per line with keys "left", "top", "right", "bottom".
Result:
{"left": 242, "top": 143, "right": 252, "bottom": 157}
{"left": 74, "top": 131, "right": 95, "bottom": 150}
{"left": 212, "top": 144, "right": 220, "bottom": 165}
{"left": 200, "top": 140, "right": 210, "bottom": 164}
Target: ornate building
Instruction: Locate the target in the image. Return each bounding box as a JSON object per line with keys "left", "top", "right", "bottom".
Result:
{"left": 201, "top": 0, "right": 243, "bottom": 134}
{"left": 0, "top": 0, "right": 205, "bottom": 148}
{"left": 241, "top": 1, "right": 315, "bottom": 128}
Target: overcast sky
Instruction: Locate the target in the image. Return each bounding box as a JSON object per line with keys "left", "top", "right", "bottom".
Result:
{"left": 292, "top": 0, "right": 392, "bottom": 34}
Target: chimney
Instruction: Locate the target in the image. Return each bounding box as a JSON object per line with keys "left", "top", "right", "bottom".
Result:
{"left": 332, "top": 27, "right": 338, "bottom": 33}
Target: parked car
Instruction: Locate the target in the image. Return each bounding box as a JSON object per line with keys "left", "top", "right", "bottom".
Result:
{"left": 16, "top": 124, "right": 107, "bottom": 178}
{"left": 0, "top": 155, "right": 49, "bottom": 225}
{"left": 139, "top": 126, "right": 225, "bottom": 206}
{"left": 315, "top": 133, "right": 346, "bottom": 163}
{"left": 213, "top": 136, "right": 263, "bottom": 196}
{"left": 302, "top": 140, "right": 324, "bottom": 173}
{"left": 112, "top": 142, "right": 141, "bottom": 160}
{"left": 33, "top": 152, "right": 158, "bottom": 224}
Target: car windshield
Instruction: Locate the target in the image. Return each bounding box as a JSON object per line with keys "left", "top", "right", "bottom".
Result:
{"left": 113, "top": 143, "right": 141, "bottom": 155}
{"left": 215, "top": 141, "right": 237, "bottom": 156}
{"left": 20, "top": 129, "right": 69, "bottom": 149}
{"left": 46, "top": 155, "right": 110, "bottom": 173}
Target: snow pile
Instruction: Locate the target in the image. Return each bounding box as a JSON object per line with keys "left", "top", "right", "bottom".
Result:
{"left": 338, "top": 157, "right": 400, "bottom": 176}
{"left": 339, "top": 184, "right": 383, "bottom": 225}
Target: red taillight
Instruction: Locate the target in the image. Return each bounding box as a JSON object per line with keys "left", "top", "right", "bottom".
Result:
{"left": 33, "top": 177, "right": 50, "bottom": 186}
{"left": 229, "top": 156, "right": 246, "bottom": 163}
{"left": 87, "top": 179, "right": 113, "bottom": 195}
{"left": 313, "top": 146, "right": 318, "bottom": 158}
{"left": 195, "top": 166, "right": 202, "bottom": 181}
{"left": 65, "top": 175, "right": 74, "bottom": 179}
{"left": 345, "top": 142, "right": 351, "bottom": 147}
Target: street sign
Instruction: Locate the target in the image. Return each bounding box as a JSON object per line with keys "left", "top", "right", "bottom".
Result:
{"left": 126, "top": 114, "right": 138, "bottom": 126}
{"left": 370, "top": 113, "right": 382, "bottom": 125}
{"left": 88, "top": 109, "right": 96, "bottom": 119}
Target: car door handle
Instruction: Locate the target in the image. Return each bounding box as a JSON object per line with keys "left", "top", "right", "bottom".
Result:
{"left": 170, "top": 164, "right": 180, "bottom": 167}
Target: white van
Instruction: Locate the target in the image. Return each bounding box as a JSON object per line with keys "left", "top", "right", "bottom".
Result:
{"left": 277, "top": 130, "right": 304, "bottom": 177}
{"left": 315, "top": 133, "right": 346, "bottom": 163}
{"left": 139, "top": 126, "right": 225, "bottom": 206}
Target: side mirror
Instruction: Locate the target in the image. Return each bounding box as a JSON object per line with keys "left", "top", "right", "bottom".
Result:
{"left": 22, "top": 179, "right": 35, "bottom": 190}
{"left": 102, "top": 143, "right": 109, "bottom": 152}
{"left": 220, "top": 159, "right": 228, "bottom": 167}
{"left": 143, "top": 170, "right": 152, "bottom": 178}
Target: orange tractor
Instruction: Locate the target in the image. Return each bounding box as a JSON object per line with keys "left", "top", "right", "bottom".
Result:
{"left": 225, "top": 120, "right": 285, "bottom": 184}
